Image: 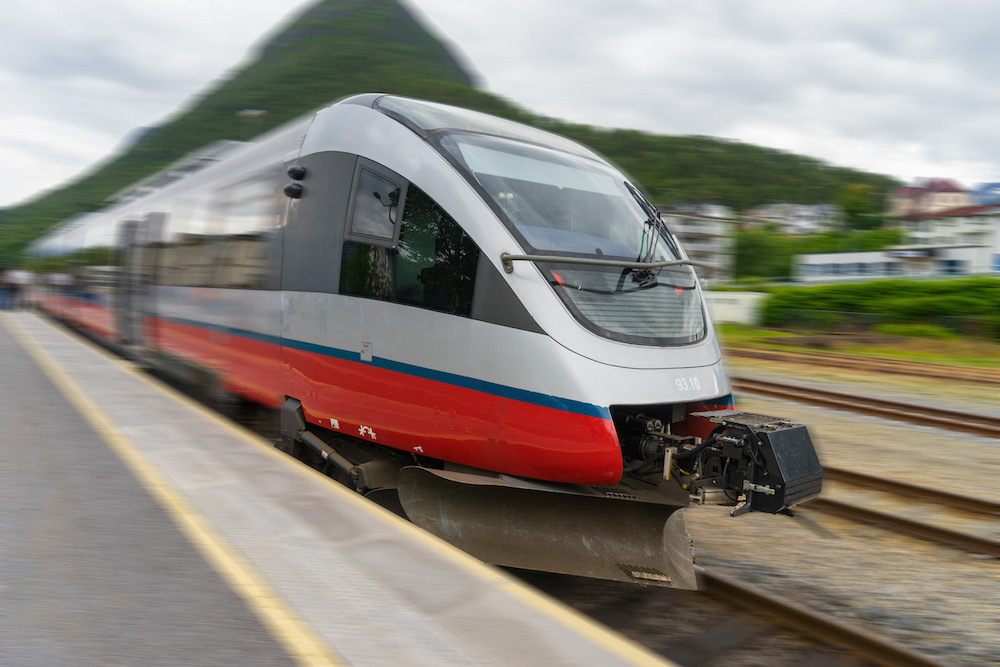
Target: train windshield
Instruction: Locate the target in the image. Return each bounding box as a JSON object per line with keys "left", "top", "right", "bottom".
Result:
{"left": 438, "top": 132, "right": 706, "bottom": 346}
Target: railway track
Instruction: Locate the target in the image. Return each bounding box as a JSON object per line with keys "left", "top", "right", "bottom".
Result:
{"left": 731, "top": 376, "right": 1000, "bottom": 555}
{"left": 730, "top": 375, "right": 1000, "bottom": 439}
{"left": 823, "top": 467, "right": 1000, "bottom": 517}
{"left": 695, "top": 566, "right": 945, "bottom": 667}
{"left": 803, "top": 467, "right": 1000, "bottom": 558}
{"left": 521, "top": 565, "right": 946, "bottom": 667}
{"left": 727, "top": 346, "right": 1000, "bottom": 386}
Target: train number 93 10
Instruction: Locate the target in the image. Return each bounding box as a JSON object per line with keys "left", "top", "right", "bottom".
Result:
{"left": 674, "top": 376, "right": 702, "bottom": 392}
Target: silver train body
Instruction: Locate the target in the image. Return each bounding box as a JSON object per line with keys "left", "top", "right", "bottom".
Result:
{"left": 33, "top": 95, "right": 822, "bottom": 587}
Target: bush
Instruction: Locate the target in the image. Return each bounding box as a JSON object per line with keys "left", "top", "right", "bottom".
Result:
{"left": 733, "top": 228, "right": 904, "bottom": 279}
{"left": 873, "top": 323, "right": 957, "bottom": 339}
{"left": 760, "top": 278, "right": 1000, "bottom": 339}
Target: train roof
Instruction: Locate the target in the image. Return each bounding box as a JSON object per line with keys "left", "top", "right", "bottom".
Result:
{"left": 343, "top": 94, "right": 603, "bottom": 163}
{"left": 29, "top": 94, "right": 606, "bottom": 257}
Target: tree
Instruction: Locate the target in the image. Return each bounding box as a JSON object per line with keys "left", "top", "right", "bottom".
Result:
{"left": 837, "top": 183, "right": 882, "bottom": 230}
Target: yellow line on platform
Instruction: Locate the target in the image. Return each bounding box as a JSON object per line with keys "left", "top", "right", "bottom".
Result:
{"left": 12, "top": 312, "right": 672, "bottom": 667}
{"left": 3, "top": 314, "right": 343, "bottom": 667}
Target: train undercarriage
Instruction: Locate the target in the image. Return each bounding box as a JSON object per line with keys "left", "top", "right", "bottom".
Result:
{"left": 278, "top": 398, "right": 823, "bottom": 590}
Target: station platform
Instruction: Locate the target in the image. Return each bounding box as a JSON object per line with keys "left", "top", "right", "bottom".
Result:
{"left": 0, "top": 312, "right": 668, "bottom": 666}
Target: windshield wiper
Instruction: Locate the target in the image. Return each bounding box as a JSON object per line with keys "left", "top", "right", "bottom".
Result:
{"left": 614, "top": 265, "right": 658, "bottom": 293}
{"left": 501, "top": 253, "right": 706, "bottom": 274}
{"left": 624, "top": 182, "right": 681, "bottom": 259}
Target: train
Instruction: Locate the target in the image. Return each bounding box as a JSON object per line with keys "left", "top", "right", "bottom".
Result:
{"left": 31, "top": 94, "right": 823, "bottom": 588}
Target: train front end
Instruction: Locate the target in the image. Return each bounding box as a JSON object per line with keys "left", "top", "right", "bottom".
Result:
{"left": 336, "top": 96, "right": 825, "bottom": 588}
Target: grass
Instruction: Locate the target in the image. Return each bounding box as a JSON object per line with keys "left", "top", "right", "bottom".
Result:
{"left": 836, "top": 340, "right": 1000, "bottom": 369}
{"left": 716, "top": 323, "right": 1000, "bottom": 369}
{"left": 715, "top": 323, "right": 798, "bottom": 346}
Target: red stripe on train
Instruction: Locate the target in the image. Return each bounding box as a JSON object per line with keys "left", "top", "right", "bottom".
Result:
{"left": 41, "top": 299, "right": 623, "bottom": 484}
{"left": 155, "top": 317, "right": 623, "bottom": 485}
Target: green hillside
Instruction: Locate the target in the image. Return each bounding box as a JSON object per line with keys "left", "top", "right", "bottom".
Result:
{"left": 0, "top": 0, "right": 899, "bottom": 264}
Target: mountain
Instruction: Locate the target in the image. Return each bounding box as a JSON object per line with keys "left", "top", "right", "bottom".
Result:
{"left": 0, "top": 0, "right": 900, "bottom": 264}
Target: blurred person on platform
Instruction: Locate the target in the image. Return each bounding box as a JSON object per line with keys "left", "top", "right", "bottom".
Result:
{"left": 0, "top": 269, "right": 11, "bottom": 310}
{"left": 1, "top": 269, "right": 30, "bottom": 310}
{"left": 8, "top": 269, "right": 31, "bottom": 309}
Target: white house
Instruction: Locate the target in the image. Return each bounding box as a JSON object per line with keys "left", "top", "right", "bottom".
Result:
{"left": 794, "top": 244, "right": 995, "bottom": 282}
{"left": 741, "top": 203, "right": 842, "bottom": 234}
{"left": 659, "top": 204, "right": 736, "bottom": 283}
{"left": 895, "top": 204, "right": 1000, "bottom": 252}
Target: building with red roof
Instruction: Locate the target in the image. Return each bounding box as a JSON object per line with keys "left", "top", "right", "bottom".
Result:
{"left": 887, "top": 178, "right": 971, "bottom": 218}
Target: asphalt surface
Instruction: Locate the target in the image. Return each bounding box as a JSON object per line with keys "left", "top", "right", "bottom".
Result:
{"left": 0, "top": 320, "right": 293, "bottom": 666}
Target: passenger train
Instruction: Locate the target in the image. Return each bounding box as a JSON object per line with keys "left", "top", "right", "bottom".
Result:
{"left": 32, "top": 94, "right": 823, "bottom": 588}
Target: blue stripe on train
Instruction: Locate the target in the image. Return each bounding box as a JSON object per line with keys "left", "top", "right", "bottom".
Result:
{"left": 165, "top": 315, "right": 611, "bottom": 420}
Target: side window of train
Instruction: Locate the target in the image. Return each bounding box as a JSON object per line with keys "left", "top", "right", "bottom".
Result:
{"left": 346, "top": 159, "right": 408, "bottom": 247}
{"left": 214, "top": 173, "right": 283, "bottom": 290}
{"left": 340, "top": 183, "right": 480, "bottom": 317}
{"left": 155, "top": 197, "right": 222, "bottom": 288}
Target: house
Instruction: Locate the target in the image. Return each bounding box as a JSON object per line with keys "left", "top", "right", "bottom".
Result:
{"left": 795, "top": 203, "right": 1000, "bottom": 281}
{"left": 894, "top": 204, "right": 1000, "bottom": 249}
{"left": 741, "top": 203, "right": 842, "bottom": 234}
{"left": 794, "top": 245, "right": 995, "bottom": 282}
{"left": 887, "top": 178, "right": 971, "bottom": 217}
{"left": 658, "top": 203, "right": 736, "bottom": 283}
{"left": 971, "top": 182, "right": 1000, "bottom": 206}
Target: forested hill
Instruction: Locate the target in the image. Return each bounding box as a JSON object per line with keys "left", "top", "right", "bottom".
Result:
{"left": 0, "top": 0, "right": 899, "bottom": 263}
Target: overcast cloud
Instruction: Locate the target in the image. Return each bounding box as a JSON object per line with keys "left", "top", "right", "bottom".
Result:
{"left": 3, "top": 0, "right": 1000, "bottom": 207}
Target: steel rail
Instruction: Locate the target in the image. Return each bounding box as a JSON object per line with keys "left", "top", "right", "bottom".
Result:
{"left": 804, "top": 498, "right": 1000, "bottom": 558}
{"left": 730, "top": 376, "right": 1000, "bottom": 439}
{"left": 696, "top": 566, "right": 946, "bottom": 667}
{"left": 824, "top": 466, "right": 1000, "bottom": 518}
{"left": 731, "top": 376, "right": 999, "bottom": 554}
{"left": 727, "top": 347, "right": 1000, "bottom": 386}
{"left": 809, "top": 467, "right": 1000, "bottom": 557}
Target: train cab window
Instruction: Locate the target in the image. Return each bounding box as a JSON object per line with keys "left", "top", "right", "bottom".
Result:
{"left": 340, "top": 184, "right": 480, "bottom": 316}
{"left": 347, "top": 160, "right": 408, "bottom": 246}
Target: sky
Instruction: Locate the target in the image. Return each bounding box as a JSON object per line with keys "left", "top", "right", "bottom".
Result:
{"left": 3, "top": 0, "right": 1000, "bottom": 208}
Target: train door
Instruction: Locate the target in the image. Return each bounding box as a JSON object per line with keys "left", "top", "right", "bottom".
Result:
{"left": 206, "top": 174, "right": 286, "bottom": 407}
{"left": 115, "top": 212, "right": 165, "bottom": 347}
{"left": 280, "top": 150, "right": 488, "bottom": 458}
{"left": 278, "top": 151, "right": 359, "bottom": 429}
